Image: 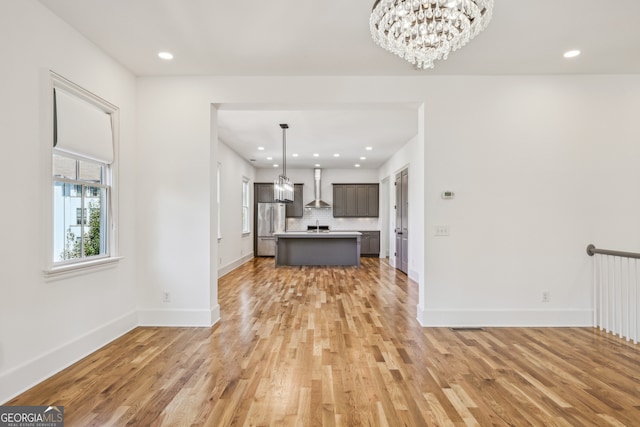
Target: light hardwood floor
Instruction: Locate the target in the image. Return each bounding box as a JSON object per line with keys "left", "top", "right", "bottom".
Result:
{"left": 8, "top": 257, "right": 640, "bottom": 426}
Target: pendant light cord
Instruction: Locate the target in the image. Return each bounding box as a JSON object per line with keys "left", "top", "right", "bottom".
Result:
{"left": 280, "top": 123, "right": 288, "bottom": 178}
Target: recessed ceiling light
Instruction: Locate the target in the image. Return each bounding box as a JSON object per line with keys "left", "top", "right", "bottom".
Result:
{"left": 563, "top": 49, "right": 581, "bottom": 58}
{"left": 355, "top": 164, "right": 360, "bottom": 168}
{"left": 333, "top": 153, "right": 340, "bottom": 157}
{"left": 158, "top": 52, "right": 174, "bottom": 60}
{"left": 314, "top": 163, "right": 320, "bottom": 167}
{"left": 292, "top": 153, "right": 299, "bottom": 157}
{"left": 267, "top": 157, "right": 272, "bottom": 160}
{"left": 360, "top": 156, "right": 366, "bottom": 160}
{"left": 273, "top": 164, "right": 278, "bottom": 168}
{"left": 365, "top": 146, "right": 373, "bottom": 151}
{"left": 258, "top": 146, "right": 265, "bottom": 151}
{"left": 313, "top": 153, "right": 319, "bottom": 157}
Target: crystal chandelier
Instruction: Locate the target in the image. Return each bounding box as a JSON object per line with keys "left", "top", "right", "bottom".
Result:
{"left": 274, "top": 123, "right": 294, "bottom": 203}
{"left": 370, "top": 0, "right": 493, "bottom": 69}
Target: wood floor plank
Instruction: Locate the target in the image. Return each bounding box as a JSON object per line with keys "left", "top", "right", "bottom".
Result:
{"left": 7, "top": 257, "right": 640, "bottom": 426}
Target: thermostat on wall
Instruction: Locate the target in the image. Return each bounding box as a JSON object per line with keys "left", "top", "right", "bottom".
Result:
{"left": 441, "top": 191, "right": 455, "bottom": 199}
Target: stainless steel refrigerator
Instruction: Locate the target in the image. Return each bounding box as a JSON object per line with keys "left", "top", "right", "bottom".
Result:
{"left": 257, "top": 203, "right": 286, "bottom": 256}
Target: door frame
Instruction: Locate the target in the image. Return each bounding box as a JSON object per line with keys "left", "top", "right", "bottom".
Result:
{"left": 394, "top": 167, "right": 409, "bottom": 274}
{"left": 380, "top": 177, "right": 390, "bottom": 259}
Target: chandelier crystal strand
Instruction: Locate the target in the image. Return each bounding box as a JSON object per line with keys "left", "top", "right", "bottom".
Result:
{"left": 370, "top": 0, "right": 493, "bottom": 69}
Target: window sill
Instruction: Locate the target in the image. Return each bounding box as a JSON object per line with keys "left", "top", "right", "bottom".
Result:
{"left": 44, "top": 256, "right": 123, "bottom": 281}
{"left": 242, "top": 232, "right": 251, "bottom": 237}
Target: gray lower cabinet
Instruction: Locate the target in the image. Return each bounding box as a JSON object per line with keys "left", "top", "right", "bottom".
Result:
{"left": 359, "top": 231, "right": 380, "bottom": 256}
{"left": 275, "top": 233, "right": 361, "bottom": 266}
{"left": 333, "top": 184, "right": 379, "bottom": 217}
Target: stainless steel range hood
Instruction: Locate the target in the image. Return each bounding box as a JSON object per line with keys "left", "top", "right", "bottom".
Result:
{"left": 305, "top": 168, "right": 331, "bottom": 209}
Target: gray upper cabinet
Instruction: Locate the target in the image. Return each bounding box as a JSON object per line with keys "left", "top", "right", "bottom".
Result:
{"left": 285, "top": 184, "right": 304, "bottom": 218}
{"left": 333, "top": 184, "right": 379, "bottom": 217}
{"left": 256, "top": 183, "right": 274, "bottom": 203}
{"left": 256, "top": 183, "right": 303, "bottom": 217}
{"left": 345, "top": 185, "right": 357, "bottom": 216}
{"left": 333, "top": 185, "right": 345, "bottom": 217}
{"left": 356, "top": 186, "right": 368, "bottom": 216}
{"left": 367, "top": 185, "right": 379, "bottom": 217}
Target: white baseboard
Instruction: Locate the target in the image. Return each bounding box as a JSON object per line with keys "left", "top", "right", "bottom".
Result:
{"left": 211, "top": 304, "right": 221, "bottom": 325}
{"left": 218, "top": 253, "right": 253, "bottom": 278}
{"left": 416, "top": 304, "right": 426, "bottom": 326}
{"left": 408, "top": 269, "right": 419, "bottom": 283}
{"left": 138, "top": 306, "right": 220, "bottom": 327}
{"left": 417, "top": 308, "right": 593, "bottom": 327}
{"left": 0, "top": 311, "right": 137, "bottom": 404}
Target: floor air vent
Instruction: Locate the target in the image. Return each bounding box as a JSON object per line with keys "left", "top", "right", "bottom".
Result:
{"left": 450, "top": 327, "right": 484, "bottom": 332}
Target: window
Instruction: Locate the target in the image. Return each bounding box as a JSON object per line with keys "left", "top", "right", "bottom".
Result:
{"left": 53, "top": 155, "right": 109, "bottom": 261}
{"left": 48, "top": 72, "right": 118, "bottom": 273}
{"left": 76, "top": 208, "right": 86, "bottom": 225}
{"left": 242, "top": 177, "right": 250, "bottom": 234}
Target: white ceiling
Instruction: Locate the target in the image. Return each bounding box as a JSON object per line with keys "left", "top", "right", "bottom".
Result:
{"left": 218, "top": 105, "right": 419, "bottom": 169}
{"left": 37, "top": 0, "right": 640, "bottom": 169}
{"left": 37, "top": 0, "right": 640, "bottom": 76}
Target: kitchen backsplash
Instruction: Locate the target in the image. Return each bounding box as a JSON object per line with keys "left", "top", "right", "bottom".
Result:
{"left": 287, "top": 208, "right": 379, "bottom": 231}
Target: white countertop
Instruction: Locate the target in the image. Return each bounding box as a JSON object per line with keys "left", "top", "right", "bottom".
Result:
{"left": 274, "top": 231, "right": 362, "bottom": 237}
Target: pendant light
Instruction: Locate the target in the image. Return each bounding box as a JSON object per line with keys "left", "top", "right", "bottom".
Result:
{"left": 274, "top": 123, "right": 294, "bottom": 203}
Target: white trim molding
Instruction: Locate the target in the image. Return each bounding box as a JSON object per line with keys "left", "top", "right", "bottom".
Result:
{"left": 408, "top": 268, "right": 420, "bottom": 283}
{"left": 218, "top": 253, "right": 254, "bottom": 278}
{"left": 44, "top": 256, "right": 123, "bottom": 281}
{"left": 417, "top": 308, "right": 593, "bottom": 327}
{"left": 138, "top": 307, "right": 220, "bottom": 327}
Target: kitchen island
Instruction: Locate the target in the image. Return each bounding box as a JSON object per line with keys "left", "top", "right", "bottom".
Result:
{"left": 273, "top": 231, "right": 361, "bottom": 267}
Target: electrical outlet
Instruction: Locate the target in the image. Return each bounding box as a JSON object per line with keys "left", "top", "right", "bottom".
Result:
{"left": 542, "top": 291, "right": 550, "bottom": 303}
{"left": 435, "top": 225, "right": 450, "bottom": 236}
{"left": 162, "top": 292, "right": 170, "bottom": 303}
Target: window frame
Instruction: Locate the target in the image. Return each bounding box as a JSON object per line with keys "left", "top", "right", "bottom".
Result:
{"left": 44, "top": 72, "right": 121, "bottom": 279}
{"left": 241, "top": 177, "right": 250, "bottom": 234}
{"left": 217, "top": 162, "right": 222, "bottom": 240}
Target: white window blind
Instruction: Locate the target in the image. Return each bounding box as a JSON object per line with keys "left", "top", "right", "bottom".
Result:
{"left": 54, "top": 88, "right": 114, "bottom": 164}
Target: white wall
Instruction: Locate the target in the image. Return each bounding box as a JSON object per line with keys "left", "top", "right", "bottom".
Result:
{"left": 135, "top": 80, "right": 218, "bottom": 327}
{"left": 135, "top": 74, "right": 640, "bottom": 331}
{"left": 422, "top": 76, "right": 640, "bottom": 326}
{"left": 218, "top": 140, "right": 256, "bottom": 277}
{"left": 0, "top": 0, "right": 137, "bottom": 403}
{"left": 378, "top": 133, "right": 424, "bottom": 282}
